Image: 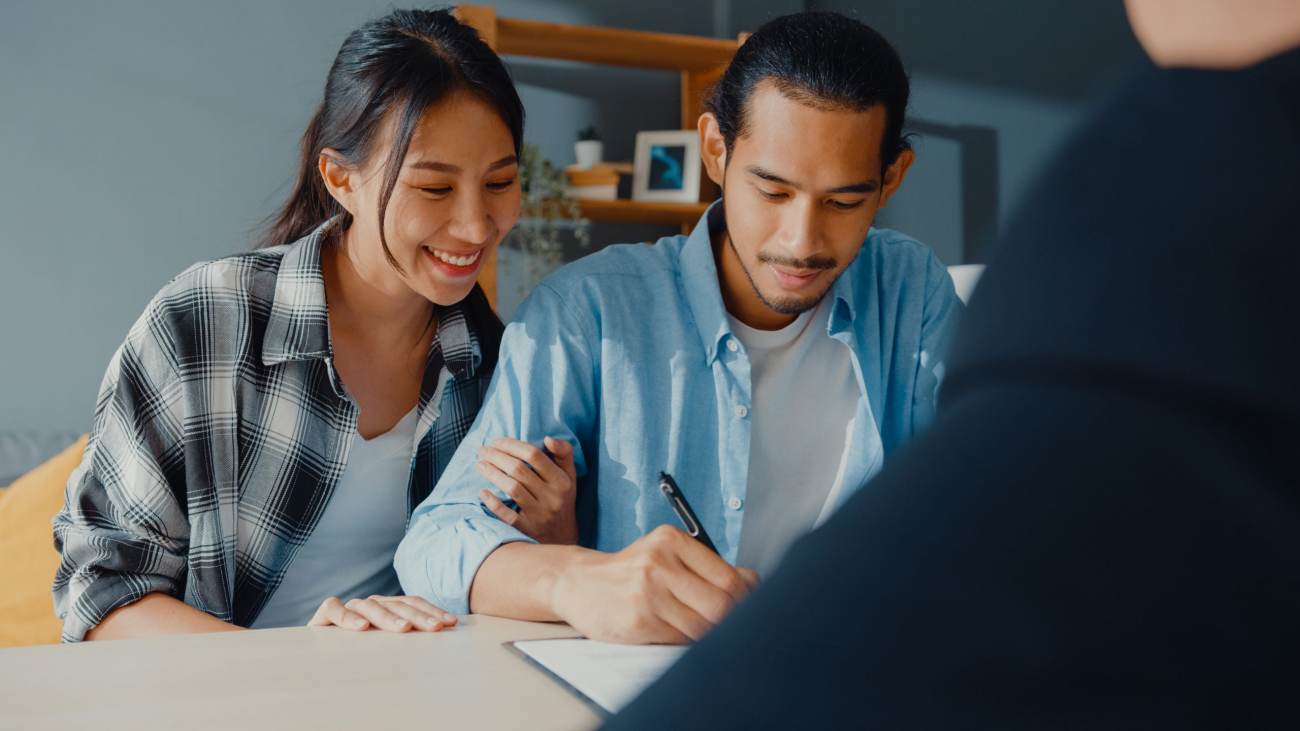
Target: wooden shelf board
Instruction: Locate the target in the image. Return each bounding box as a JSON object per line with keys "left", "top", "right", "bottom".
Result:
{"left": 568, "top": 199, "right": 710, "bottom": 225}
{"left": 496, "top": 17, "right": 738, "bottom": 72}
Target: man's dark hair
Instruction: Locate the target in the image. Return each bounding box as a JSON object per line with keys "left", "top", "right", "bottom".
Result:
{"left": 705, "top": 11, "right": 911, "bottom": 170}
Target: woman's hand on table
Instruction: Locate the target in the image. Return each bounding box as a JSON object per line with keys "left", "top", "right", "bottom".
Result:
{"left": 307, "top": 595, "right": 458, "bottom": 632}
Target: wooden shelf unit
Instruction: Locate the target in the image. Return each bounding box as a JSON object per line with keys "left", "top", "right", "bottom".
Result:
{"left": 454, "top": 5, "right": 743, "bottom": 307}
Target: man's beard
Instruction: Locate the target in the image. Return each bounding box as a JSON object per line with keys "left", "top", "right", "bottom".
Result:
{"left": 721, "top": 200, "right": 839, "bottom": 316}
{"left": 722, "top": 178, "right": 842, "bottom": 314}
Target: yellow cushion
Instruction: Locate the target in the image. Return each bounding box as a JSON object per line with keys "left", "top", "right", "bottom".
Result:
{"left": 0, "top": 434, "right": 88, "bottom": 648}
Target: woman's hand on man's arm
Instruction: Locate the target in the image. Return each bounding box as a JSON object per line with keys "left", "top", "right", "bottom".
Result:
{"left": 475, "top": 436, "right": 579, "bottom": 545}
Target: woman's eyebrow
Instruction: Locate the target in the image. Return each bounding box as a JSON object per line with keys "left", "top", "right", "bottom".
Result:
{"left": 406, "top": 155, "right": 518, "bottom": 174}
{"left": 487, "top": 155, "right": 518, "bottom": 172}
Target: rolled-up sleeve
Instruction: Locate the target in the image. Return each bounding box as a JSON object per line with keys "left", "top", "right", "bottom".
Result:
{"left": 52, "top": 304, "right": 190, "bottom": 642}
{"left": 396, "top": 281, "right": 599, "bottom": 615}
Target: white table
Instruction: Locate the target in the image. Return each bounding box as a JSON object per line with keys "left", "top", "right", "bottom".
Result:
{"left": 0, "top": 615, "right": 602, "bottom": 729}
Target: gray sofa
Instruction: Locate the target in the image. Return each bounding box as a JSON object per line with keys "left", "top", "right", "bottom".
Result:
{"left": 0, "top": 431, "right": 83, "bottom": 487}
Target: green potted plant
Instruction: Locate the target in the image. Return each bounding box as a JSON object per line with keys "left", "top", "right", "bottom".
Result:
{"left": 509, "top": 142, "right": 591, "bottom": 296}
{"left": 575, "top": 125, "right": 603, "bottom": 169}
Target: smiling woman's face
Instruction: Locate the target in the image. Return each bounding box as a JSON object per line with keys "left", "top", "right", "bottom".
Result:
{"left": 340, "top": 92, "right": 521, "bottom": 306}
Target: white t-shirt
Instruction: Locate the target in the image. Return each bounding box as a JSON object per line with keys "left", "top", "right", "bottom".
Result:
{"left": 731, "top": 297, "right": 860, "bottom": 577}
{"left": 251, "top": 406, "right": 418, "bottom": 629}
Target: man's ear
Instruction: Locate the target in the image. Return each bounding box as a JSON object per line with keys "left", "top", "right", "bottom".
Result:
{"left": 698, "top": 112, "right": 728, "bottom": 187}
{"left": 318, "top": 149, "right": 357, "bottom": 215}
{"left": 876, "top": 147, "right": 915, "bottom": 211}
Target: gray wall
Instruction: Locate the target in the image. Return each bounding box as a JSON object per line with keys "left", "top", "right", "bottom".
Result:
{"left": 0, "top": 0, "right": 1144, "bottom": 435}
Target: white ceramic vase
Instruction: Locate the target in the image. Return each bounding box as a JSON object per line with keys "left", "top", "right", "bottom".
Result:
{"left": 574, "top": 140, "right": 603, "bottom": 169}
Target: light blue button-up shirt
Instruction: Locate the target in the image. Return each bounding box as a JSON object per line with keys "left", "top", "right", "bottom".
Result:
{"left": 395, "top": 203, "right": 963, "bottom": 614}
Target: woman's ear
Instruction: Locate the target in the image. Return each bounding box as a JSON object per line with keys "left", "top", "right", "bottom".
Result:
{"left": 318, "top": 149, "right": 357, "bottom": 215}
{"left": 698, "top": 112, "right": 728, "bottom": 188}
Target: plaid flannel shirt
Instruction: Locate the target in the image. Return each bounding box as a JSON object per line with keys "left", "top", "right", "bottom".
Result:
{"left": 52, "top": 219, "right": 500, "bottom": 641}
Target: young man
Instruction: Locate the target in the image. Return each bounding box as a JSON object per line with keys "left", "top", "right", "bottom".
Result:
{"left": 607, "top": 0, "right": 1300, "bottom": 727}
{"left": 395, "top": 12, "right": 963, "bottom": 644}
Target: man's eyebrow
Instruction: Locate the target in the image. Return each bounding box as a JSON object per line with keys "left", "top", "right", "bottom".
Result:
{"left": 406, "top": 155, "right": 518, "bottom": 174}
{"left": 745, "top": 165, "right": 800, "bottom": 190}
{"left": 745, "top": 165, "right": 880, "bottom": 195}
{"left": 829, "top": 180, "right": 880, "bottom": 194}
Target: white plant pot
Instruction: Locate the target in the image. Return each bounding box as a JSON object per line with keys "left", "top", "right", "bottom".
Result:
{"left": 574, "top": 140, "right": 603, "bottom": 169}
{"left": 566, "top": 183, "right": 618, "bottom": 201}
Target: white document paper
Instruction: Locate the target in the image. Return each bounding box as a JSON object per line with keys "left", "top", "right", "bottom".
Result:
{"left": 509, "top": 638, "right": 689, "bottom": 714}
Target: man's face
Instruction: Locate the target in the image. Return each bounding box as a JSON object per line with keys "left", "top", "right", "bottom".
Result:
{"left": 702, "top": 81, "right": 912, "bottom": 328}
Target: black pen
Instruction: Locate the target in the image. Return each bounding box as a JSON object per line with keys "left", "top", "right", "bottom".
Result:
{"left": 657, "top": 471, "right": 718, "bottom": 554}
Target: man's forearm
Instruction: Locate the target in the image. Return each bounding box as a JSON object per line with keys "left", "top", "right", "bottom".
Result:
{"left": 468, "top": 542, "right": 591, "bottom": 620}
{"left": 86, "top": 593, "right": 244, "bottom": 641}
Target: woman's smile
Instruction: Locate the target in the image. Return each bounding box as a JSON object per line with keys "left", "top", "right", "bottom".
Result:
{"left": 424, "top": 246, "right": 485, "bottom": 277}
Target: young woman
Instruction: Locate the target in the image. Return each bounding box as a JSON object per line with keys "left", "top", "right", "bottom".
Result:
{"left": 52, "top": 8, "right": 577, "bottom": 641}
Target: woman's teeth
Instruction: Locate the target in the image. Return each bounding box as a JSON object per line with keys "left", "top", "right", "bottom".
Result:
{"left": 431, "top": 249, "right": 481, "bottom": 267}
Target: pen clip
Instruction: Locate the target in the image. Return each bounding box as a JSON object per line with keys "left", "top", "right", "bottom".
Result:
{"left": 658, "top": 471, "right": 719, "bottom": 555}
{"left": 659, "top": 478, "right": 702, "bottom": 537}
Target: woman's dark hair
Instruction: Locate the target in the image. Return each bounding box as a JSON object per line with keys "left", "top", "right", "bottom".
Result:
{"left": 260, "top": 8, "right": 520, "bottom": 352}
{"left": 263, "top": 8, "right": 523, "bottom": 255}
{"left": 705, "top": 11, "right": 911, "bottom": 171}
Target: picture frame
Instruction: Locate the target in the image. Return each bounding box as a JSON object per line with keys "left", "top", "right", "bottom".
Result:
{"left": 631, "top": 130, "right": 702, "bottom": 203}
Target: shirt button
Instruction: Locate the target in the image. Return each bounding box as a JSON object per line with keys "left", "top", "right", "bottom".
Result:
{"left": 734, "top": 404, "right": 748, "bottom": 419}
{"left": 726, "top": 339, "right": 739, "bottom": 352}
{"left": 728, "top": 496, "right": 743, "bottom": 510}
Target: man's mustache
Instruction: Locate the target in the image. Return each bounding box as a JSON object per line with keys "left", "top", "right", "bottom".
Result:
{"left": 755, "top": 250, "right": 837, "bottom": 271}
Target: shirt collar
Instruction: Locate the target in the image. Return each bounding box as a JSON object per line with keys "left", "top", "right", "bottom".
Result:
{"left": 827, "top": 236, "right": 865, "bottom": 336}
{"left": 262, "top": 218, "right": 337, "bottom": 366}
{"left": 261, "top": 217, "right": 482, "bottom": 381}
{"left": 679, "top": 201, "right": 734, "bottom": 365}
{"left": 432, "top": 303, "right": 480, "bottom": 382}
{"left": 679, "top": 201, "right": 862, "bottom": 362}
